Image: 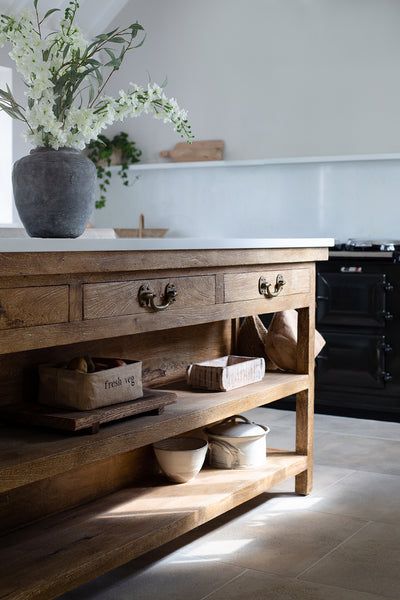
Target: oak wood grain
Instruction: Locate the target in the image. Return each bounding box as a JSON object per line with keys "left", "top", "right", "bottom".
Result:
{"left": 0, "top": 389, "right": 177, "bottom": 433}
{"left": 0, "top": 321, "right": 231, "bottom": 406}
{"left": 0, "top": 450, "right": 308, "bottom": 600}
{"left": 0, "top": 292, "right": 312, "bottom": 355}
{"left": 0, "top": 447, "right": 153, "bottom": 534}
{"left": 224, "top": 267, "right": 311, "bottom": 302}
{"left": 295, "top": 264, "right": 316, "bottom": 495}
{"left": 83, "top": 275, "right": 216, "bottom": 320}
{"left": 0, "top": 286, "right": 69, "bottom": 330}
{"left": 0, "top": 373, "right": 309, "bottom": 493}
{"left": 0, "top": 248, "right": 328, "bottom": 276}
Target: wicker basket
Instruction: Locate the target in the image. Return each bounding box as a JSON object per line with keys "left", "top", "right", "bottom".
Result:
{"left": 187, "top": 355, "right": 265, "bottom": 392}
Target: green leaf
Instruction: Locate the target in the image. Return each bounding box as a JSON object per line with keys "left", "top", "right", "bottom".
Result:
{"left": 34, "top": 0, "right": 40, "bottom": 9}
{"left": 41, "top": 8, "right": 60, "bottom": 22}
{"left": 0, "top": 103, "right": 20, "bottom": 120}
{"left": 94, "top": 68, "right": 103, "bottom": 86}
{"left": 0, "top": 88, "right": 12, "bottom": 101}
{"left": 95, "top": 198, "right": 106, "bottom": 209}
{"left": 96, "top": 28, "right": 119, "bottom": 40}
{"left": 129, "top": 22, "right": 144, "bottom": 33}
{"left": 109, "top": 36, "right": 126, "bottom": 44}
{"left": 133, "top": 34, "right": 146, "bottom": 49}
{"left": 88, "top": 83, "right": 95, "bottom": 105}
{"left": 104, "top": 48, "right": 116, "bottom": 60}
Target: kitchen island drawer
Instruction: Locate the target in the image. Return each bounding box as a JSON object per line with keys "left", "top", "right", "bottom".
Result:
{"left": 83, "top": 275, "right": 216, "bottom": 319}
{"left": 0, "top": 285, "right": 69, "bottom": 329}
{"left": 224, "top": 268, "right": 311, "bottom": 303}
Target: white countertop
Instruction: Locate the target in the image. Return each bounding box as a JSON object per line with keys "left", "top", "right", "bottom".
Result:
{"left": 0, "top": 236, "right": 334, "bottom": 252}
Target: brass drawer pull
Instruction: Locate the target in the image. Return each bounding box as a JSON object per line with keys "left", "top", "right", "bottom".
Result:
{"left": 138, "top": 283, "right": 177, "bottom": 312}
{"left": 259, "top": 274, "right": 286, "bottom": 298}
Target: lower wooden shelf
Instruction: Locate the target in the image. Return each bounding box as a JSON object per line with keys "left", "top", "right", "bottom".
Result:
{"left": 0, "top": 449, "right": 307, "bottom": 600}
{"left": 0, "top": 373, "right": 309, "bottom": 493}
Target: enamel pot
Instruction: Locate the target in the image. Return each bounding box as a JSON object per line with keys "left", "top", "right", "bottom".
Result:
{"left": 205, "top": 415, "right": 270, "bottom": 470}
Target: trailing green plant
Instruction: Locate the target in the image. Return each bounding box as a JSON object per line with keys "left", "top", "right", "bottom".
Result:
{"left": 87, "top": 132, "right": 141, "bottom": 208}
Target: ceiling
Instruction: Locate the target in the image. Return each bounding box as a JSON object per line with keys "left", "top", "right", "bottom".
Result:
{"left": 0, "top": 0, "right": 130, "bottom": 36}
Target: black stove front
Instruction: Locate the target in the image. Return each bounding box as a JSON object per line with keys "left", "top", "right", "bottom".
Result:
{"left": 316, "top": 247, "right": 400, "bottom": 419}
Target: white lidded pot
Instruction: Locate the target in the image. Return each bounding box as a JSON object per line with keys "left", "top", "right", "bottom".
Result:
{"left": 205, "top": 415, "right": 270, "bottom": 469}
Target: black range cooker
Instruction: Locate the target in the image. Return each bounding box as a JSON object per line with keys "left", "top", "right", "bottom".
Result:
{"left": 316, "top": 239, "right": 400, "bottom": 420}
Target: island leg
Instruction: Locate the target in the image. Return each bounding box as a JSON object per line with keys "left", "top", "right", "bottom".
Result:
{"left": 295, "top": 293, "right": 315, "bottom": 495}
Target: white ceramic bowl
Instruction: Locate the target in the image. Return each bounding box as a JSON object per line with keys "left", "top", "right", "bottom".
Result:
{"left": 153, "top": 437, "right": 208, "bottom": 483}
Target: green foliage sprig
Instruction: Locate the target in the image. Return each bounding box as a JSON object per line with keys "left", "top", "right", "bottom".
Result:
{"left": 87, "top": 132, "right": 142, "bottom": 208}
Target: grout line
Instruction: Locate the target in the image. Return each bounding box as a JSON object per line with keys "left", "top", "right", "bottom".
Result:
{"left": 198, "top": 569, "right": 248, "bottom": 600}
{"left": 214, "top": 566, "right": 395, "bottom": 600}
{"left": 314, "top": 461, "right": 400, "bottom": 478}
{"left": 315, "top": 430, "right": 400, "bottom": 442}
{"left": 316, "top": 469, "right": 356, "bottom": 491}
{"left": 295, "top": 520, "right": 373, "bottom": 580}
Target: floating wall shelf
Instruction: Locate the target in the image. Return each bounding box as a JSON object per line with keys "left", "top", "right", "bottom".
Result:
{"left": 110, "top": 153, "right": 400, "bottom": 173}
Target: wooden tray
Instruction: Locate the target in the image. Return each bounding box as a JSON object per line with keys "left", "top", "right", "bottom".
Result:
{"left": 0, "top": 388, "right": 176, "bottom": 434}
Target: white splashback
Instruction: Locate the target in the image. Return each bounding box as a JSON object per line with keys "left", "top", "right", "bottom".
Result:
{"left": 93, "top": 158, "right": 400, "bottom": 242}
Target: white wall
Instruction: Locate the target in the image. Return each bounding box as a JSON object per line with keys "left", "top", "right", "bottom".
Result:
{"left": 93, "top": 158, "right": 400, "bottom": 242}
{"left": 106, "top": 0, "right": 400, "bottom": 161}
{"left": 2, "top": 0, "right": 400, "bottom": 239}
{"left": 0, "top": 47, "right": 30, "bottom": 162}
{"left": 0, "top": 66, "right": 12, "bottom": 223}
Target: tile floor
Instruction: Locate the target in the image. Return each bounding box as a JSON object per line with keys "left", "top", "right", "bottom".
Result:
{"left": 63, "top": 407, "right": 400, "bottom": 600}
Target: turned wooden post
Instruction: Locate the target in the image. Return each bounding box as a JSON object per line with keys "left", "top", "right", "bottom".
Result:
{"left": 295, "top": 265, "right": 316, "bottom": 495}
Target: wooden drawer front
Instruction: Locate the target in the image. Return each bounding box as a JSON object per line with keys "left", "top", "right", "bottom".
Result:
{"left": 83, "top": 276, "right": 216, "bottom": 320}
{"left": 224, "top": 268, "right": 311, "bottom": 303}
{"left": 0, "top": 286, "right": 69, "bottom": 329}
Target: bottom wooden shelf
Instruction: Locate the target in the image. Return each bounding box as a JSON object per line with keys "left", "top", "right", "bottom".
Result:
{"left": 0, "top": 449, "right": 307, "bottom": 600}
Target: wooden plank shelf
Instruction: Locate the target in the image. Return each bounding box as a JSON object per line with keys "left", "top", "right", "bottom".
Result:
{"left": 0, "top": 449, "right": 307, "bottom": 600}
{"left": 0, "top": 373, "right": 309, "bottom": 493}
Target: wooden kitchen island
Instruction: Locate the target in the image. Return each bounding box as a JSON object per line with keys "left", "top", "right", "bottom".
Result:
{"left": 0, "top": 238, "right": 331, "bottom": 599}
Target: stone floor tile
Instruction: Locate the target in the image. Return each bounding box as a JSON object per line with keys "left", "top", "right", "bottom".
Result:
{"left": 311, "top": 414, "right": 400, "bottom": 441}
{"left": 175, "top": 507, "right": 366, "bottom": 577}
{"left": 297, "top": 470, "right": 400, "bottom": 523}
{"left": 314, "top": 431, "right": 400, "bottom": 475}
{"left": 62, "top": 553, "right": 244, "bottom": 600}
{"left": 302, "top": 521, "right": 400, "bottom": 599}
{"left": 205, "top": 569, "right": 388, "bottom": 600}
{"left": 268, "top": 463, "right": 354, "bottom": 494}
{"left": 244, "top": 407, "right": 295, "bottom": 427}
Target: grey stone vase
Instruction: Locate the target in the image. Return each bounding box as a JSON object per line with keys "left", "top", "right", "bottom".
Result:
{"left": 13, "top": 147, "right": 97, "bottom": 238}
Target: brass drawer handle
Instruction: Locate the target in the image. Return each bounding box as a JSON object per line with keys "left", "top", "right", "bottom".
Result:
{"left": 259, "top": 274, "right": 286, "bottom": 298}
{"left": 138, "top": 283, "right": 177, "bottom": 312}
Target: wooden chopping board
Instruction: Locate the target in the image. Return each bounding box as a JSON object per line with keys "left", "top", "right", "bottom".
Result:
{"left": 160, "top": 140, "right": 224, "bottom": 162}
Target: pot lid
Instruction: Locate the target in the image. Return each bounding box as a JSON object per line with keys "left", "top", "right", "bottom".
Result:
{"left": 207, "top": 415, "right": 268, "bottom": 438}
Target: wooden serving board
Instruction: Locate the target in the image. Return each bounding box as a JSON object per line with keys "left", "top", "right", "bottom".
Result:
{"left": 160, "top": 139, "right": 224, "bottom": 162}
{"left": 0, "top": 388, "right": 177, "bottom": 434}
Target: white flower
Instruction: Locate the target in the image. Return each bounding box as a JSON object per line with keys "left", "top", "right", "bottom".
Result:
{"left": 0, "top": 2, "right": 192, "bottom": 150}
